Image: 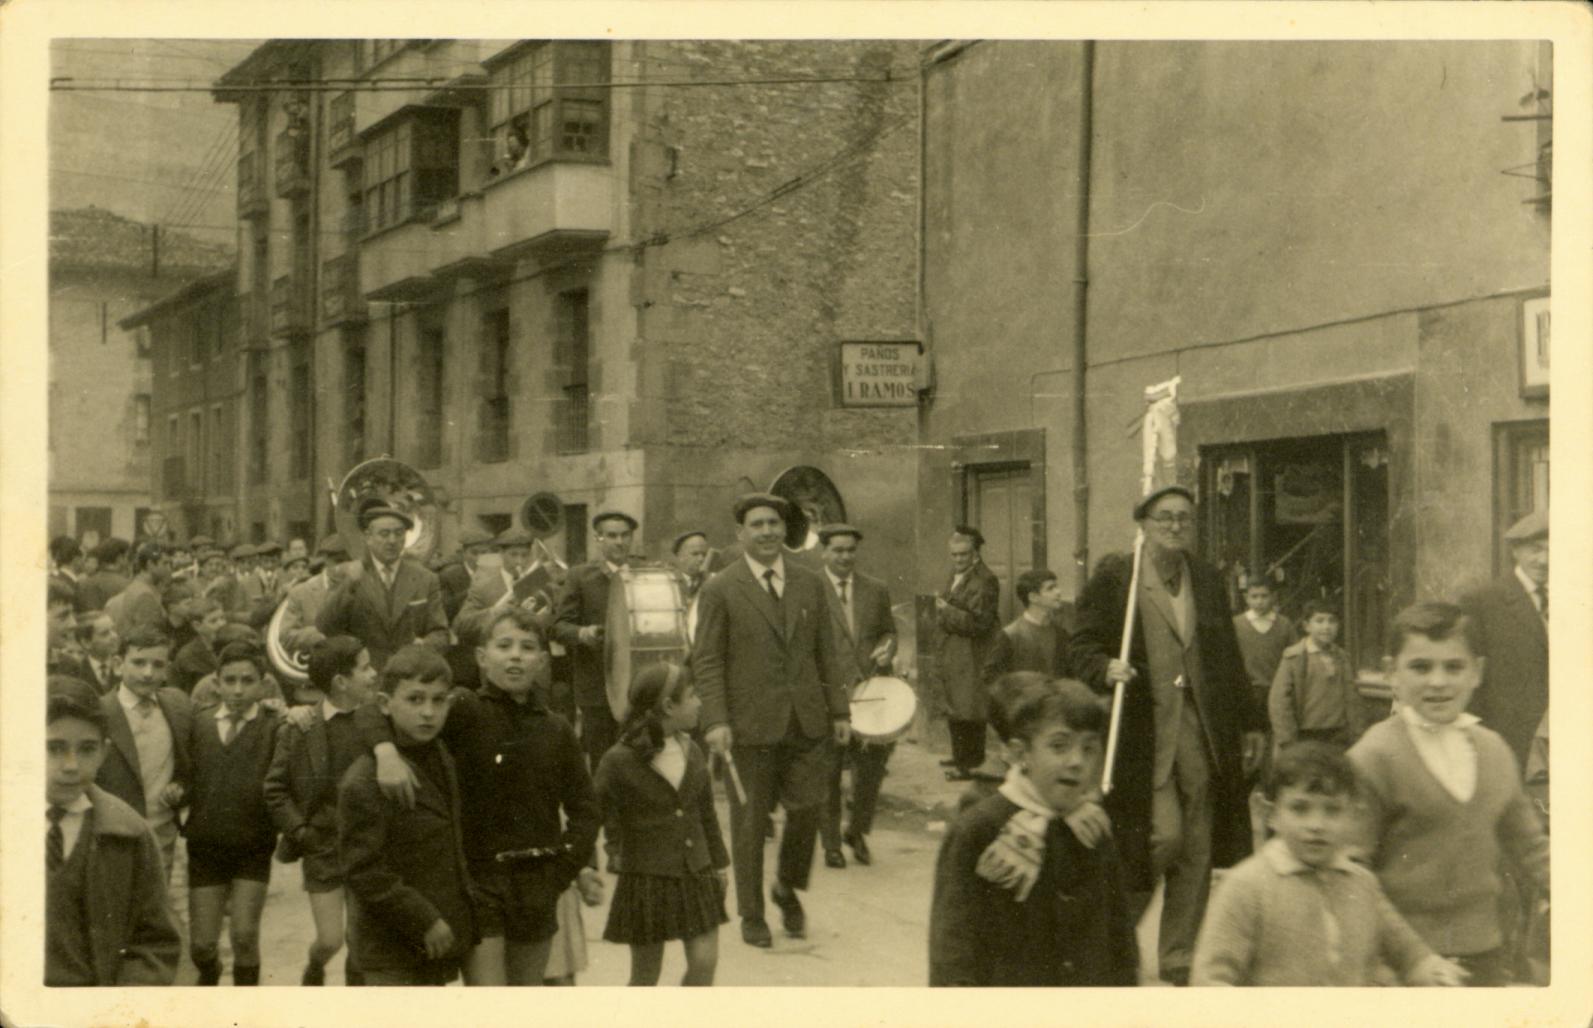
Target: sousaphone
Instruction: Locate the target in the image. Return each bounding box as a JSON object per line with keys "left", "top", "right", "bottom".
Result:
{"left": 265, "top": 457, "right": 438, "bottom": 686}
{"left": 770, "top": 465, "right": 847, "bottom": 551}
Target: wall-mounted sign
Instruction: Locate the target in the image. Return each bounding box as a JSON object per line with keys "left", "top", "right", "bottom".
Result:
{"left": 836, "top": 340, "right": 922, "bottom": 407}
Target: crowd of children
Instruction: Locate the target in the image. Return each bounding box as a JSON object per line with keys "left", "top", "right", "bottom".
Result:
{"left": 43, "top": 530, "right": 1551, "bottom": 990}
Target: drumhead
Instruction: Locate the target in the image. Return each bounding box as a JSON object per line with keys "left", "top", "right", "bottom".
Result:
{"left": 849, "top": 675, "right": 917, "bottom": 742}
{"left": 605, "top": 567, "right": 690, "bottom": 722}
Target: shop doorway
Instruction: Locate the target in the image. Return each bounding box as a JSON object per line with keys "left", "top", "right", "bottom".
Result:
{"left": 965, "top": 462, "right": 1036, "bottom": 623}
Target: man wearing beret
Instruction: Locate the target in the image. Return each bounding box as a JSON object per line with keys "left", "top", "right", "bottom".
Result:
{"left": 553, "top": 510, "right": 640, "bottom": 769}
{"left": 934, "top": 525, "right": 1002, "bottom": 780}
{"left": 1460, "top": 508, "right": 1549, "bottom": 770}
{"left": 814, "top": 523, "right": 896, "bottom": 870}
{"left": 438, "top": 526, "right": 498, "bottom": 624}
{"left": 691, "top": 494, "right": 849, "bottom": 949}
{"left": 1069, "top": 485, "right": 1264, "bottom": 986}
{"left": 453, "top": 527, "right": 537, "bottom": 640}
{"left": 316, "top": 502, "right": 448, "bottom": 670}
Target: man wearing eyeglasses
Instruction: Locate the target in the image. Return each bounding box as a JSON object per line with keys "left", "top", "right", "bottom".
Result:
{"left": 1069, "top": 485, "right": 1264, "bottom": 986}
{"left": 552, "top": 510, "right": 640, "bottom": 770}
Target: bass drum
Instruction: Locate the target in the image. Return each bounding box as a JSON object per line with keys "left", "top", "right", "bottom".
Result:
{"left": 604, "top": 566, "right": 690, "bottom": 723}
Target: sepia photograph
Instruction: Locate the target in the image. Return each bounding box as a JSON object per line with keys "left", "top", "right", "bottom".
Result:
{"left": 4, "top": 3, "right": 1591, "bottom": 1026}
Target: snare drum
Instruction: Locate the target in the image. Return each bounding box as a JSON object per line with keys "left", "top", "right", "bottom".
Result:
{"left": 605, "top": 566, "right": 691, "bottom": 722}
{"left": 848, "top": 675, "right": 917, "bottom": 745}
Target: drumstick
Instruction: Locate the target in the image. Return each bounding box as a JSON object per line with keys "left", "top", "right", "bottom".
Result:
{"left": 720, "top": 752, "right": 748, "bottom": 806}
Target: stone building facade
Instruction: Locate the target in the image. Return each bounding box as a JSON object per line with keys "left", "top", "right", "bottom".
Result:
{"left": 212, "top": 39, "right": 918, "bottom": 593}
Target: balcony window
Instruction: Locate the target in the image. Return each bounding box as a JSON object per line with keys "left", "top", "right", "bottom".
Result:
{"left": 328, "top": 91, "right": 356, "bottom": 153}
{"left": 362, "top": 110, "right": 459, "bottom": 233}
{"left": 487, "top": 42, "right": 609, "bottom": 175}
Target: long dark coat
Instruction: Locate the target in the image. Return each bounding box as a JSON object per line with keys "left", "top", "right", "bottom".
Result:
{"left": 1069, "top": 551, "right": 1261, "bottom": 891}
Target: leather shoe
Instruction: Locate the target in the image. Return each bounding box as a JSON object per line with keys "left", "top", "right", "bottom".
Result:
{"left": 944, "top": 768, "right": 973, "bottom": 782}
{"left": 824, "top": 848, "right": 847, "bottom": 869}
{"left": 938, "top": 757, "right": 959, "bottom": 767}
{"left": 770, "top": 881, "right": 806, "bottom": 938}
{"left": 844, "top": 832, "right": 872, "bottom": 866}
{"left": 741, "top": 918, "right": 773, "bottom": 948}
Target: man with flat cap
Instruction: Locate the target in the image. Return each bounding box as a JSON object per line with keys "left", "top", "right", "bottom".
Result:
{"left": 453, "top": 526, "right": 538, "bottom": 640}
{"left": 1460, "top": 507, "right": 1549, "bottom": 770}
{"left": 278, "top": 536, "right": 352, "bottom": 656}
{"left": 691, "top": 493, "right": 849, "bottom": 949}
{"left": 671, "top": 530, "right": 712, "bottom": 604}
{"left": 316, "top": 501, "right": 448, "bottom": 670}
{"left": 1069, "top": 484, "right": 1263, "bottom": 986}
{"left": 553, "top": 510, "right": 640, "bottom": 769}
{"left": 814, "top": 523, "right": 896, "bottom": 870}
{"left": 439, "top": 526, "right": 498, "bottom": 624}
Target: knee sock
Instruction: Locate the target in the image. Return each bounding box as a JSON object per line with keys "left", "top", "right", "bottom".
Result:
{"left": 191, "top": 947, "right": 222, "bottom": 986}
{"left": 233, "top": 963, "right": 261, "bottom": 986}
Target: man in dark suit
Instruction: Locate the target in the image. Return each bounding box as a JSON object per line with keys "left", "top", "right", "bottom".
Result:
{"left": 671, "top": 529, "right": 712, "bottom": 604}
{"left": 316, "top": 502, "right": 449, "bottom": 671}
{"left": 438, "top": 527, "right": 497, "bottom": 624}
{"left": 1069, "top": 485, "right": 1264, "bottom": 986}
{"left": 691, "top": 493, "right": 849, "bottom": 949}
{"left": 935, "top": 526, "right": 1002, "bottom": 780}
{"left": 77, "top": 538, "right": 132, "bottom": 613}
{"left": 815, "top": 524, "right": 897, "bottom": 869}
{"left": 1460, "top": 508, "right": 1548, "bottom": 771}
{"left": 452, "top": 527, "right": 535, "bottom": 639}
{"left": 67, "top": 611, "right": 124, "bottom": 695}
{"left": 106, "top": 542, "right": 172, "bottom": 642}
{"left": 98, "top": 625, "right": 193, "bottom": 880}
{"left": 552, "top": 510, "right": 639, "bottom": 769}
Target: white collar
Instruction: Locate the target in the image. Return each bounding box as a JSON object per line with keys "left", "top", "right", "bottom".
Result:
{"left": 604, "top": 559, "right": 627, "bottom": 576}
{"left": 52, "top": 793, "right": 94, "bottom": 816}
{"left": 215, "top": 703, "right": 260, "bottom": 723}
{"left": 117, "top": 684, "right": 157, "bottom": 710}
{"left": 322, "top": 698, "right": 355, "bottom": 721}
{"left": 1244, "top": 609, "right": 1277, "bottom": 630}
{"left": 1514, "top": 566, "right": 1545, "bottom": 603}
{"left": 1303, "top": 637, "right": 1331, "bottom": 655}
{"left": 1021, "top": 608, "right": 1051, "bottom": 627}
{"left": 1260, "top": 836, "right": 1358, "bottom": 876}
{"left": 60, "top": 568, "right": 80, "bottom": 584}
{"left": 746, "top": 552, "right": 785, "bottom": 582}
{"left": 1397, "top": 703, "right": 1479, "bottom": 734}
{"left": 825, "top": 568, "right": 851, "bottom": 590}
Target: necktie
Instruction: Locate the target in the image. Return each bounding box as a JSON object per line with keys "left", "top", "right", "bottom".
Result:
{"left": 47, "top": 806, "right": 66, "bottom": 871}
{"left": 763, "top": 568, "right": 780, "bottom": 603}
{"left": 136, "top": 696, "right": 157, "bottom": 718}
{"left": 838, "top": 579, "right": 853, "bottom": 635}
{"left": 220, "top": 713, "right": 240, "bottom": 745}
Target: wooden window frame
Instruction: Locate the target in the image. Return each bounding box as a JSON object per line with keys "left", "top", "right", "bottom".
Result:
{"left": 486, "top": 42, "right": 609, "bottom": 173}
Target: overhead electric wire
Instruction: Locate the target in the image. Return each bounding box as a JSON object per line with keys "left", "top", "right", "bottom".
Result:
{"left": 50, "top": 71, "right": 910, "bottom": 94}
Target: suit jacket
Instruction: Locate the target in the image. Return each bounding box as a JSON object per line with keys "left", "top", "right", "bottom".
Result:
{"left": 64, "top": 654, "right": 121, "bottom": 696}
{"left": 452, "top": 565, "right": 516, "bottom": 639}
{"left": 1460, "top": 573, "right": 1549, "bottom": 769}
{"left": 279, "top": 571, "right": 333, "bottom": 654}
{"left": 316, "top": 556, "right": 449, "bottom": 670}
{"left": 690, "top": 558, "right": 848, "bottom": 745}
{"left": 934, "top": 561, "right": 1002, "bottom": 721}
{"left": 821, "top": 570, "right": 896, "bottom": 685}
{"left": 552, "top": 561, "right": 619, "bottom": 709}
{"left": 263, "top": 702, "right": 340, "bottom": 860}
{"left": 106, "top": 578, "right": 165, "bottom": 641}
{"left": 97, "top": 687, "right": 194, "bottom": 819}
{"left": 594, "top": 737, "right": 730, "bottom": 877}
{"left": 339, "top": 744, "right": 479, "bottom": 972}
{"left": 982, "top": 614, "right": 1074, "bottom": 684}
{"left": 77, "top": 570, "right": 130, "bottom": 614}
{"left": 1069, "top": 551, "right": 1261, "bottom": 889}
{"left": 438, "top": 559, "right": 473, "bottom": 623}
{"left": 50, "top": 786, "right": 181, "bottom": 986}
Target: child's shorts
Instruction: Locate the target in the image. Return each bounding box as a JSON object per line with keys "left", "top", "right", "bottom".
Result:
{"left": 470, "top": 860, "right": 565, "bottom": 944}
{"left": 187, "top": 839, "right": 274, "bottom": 888}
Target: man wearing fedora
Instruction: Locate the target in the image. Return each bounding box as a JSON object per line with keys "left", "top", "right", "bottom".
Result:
{"left": 316, "top": 501, "right": 448, "bottom": 671}
{"left": 1460, "top": 508, "right": 1549, "bottom": 771}
{"left": 553, "top": 510, "right": 641, "bottom": 770}
{"left": 691, "top": 493, "right": 849, "bottom": 949}
{"left": 1069, "top": 484, "right": 1264, "bottom": 986}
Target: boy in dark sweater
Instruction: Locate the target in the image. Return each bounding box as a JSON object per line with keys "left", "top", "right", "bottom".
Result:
{"left": 338, "top": 644, "right": 479, "bottom": 986}
{"left": 184, "top": 641, "right": 283, "bottom": 985}
{"left": 361, "top": 608, "right": 600, "bottom": 985}
{"left": 171, "top": 597, "right": 227, "bottom": 695}
{"left": 45, "top": 675, "right": 180, "bottom": 986}
{"left": 930, "top": 677, "right": 1136, "bottom": 986}
{"left": 264, "top": 635, "right": 378, "bottom": 985}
